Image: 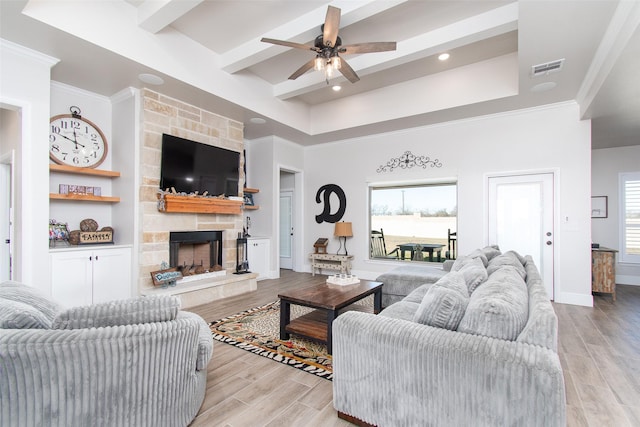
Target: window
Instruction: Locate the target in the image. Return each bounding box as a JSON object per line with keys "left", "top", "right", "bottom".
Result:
{"left": 620, "top": 172, "right": 640, "bottom": 263}
{"left": 370, "top": 182, "right": 457, "bottom": 263}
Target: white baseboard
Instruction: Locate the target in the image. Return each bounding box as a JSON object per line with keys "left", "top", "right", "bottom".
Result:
{"left": 616, "top": 275, "right": 640, "bottom": 286}
{"left": 554, "top": 292, "right": 593, "bottom": 307}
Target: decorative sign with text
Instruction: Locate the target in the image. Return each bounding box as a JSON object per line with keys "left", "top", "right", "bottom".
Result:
{"left": 79, "top": 230, "right": 113, "bottom": 244}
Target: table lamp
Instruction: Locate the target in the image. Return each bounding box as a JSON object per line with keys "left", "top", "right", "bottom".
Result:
{"left": 334, "top": 221, "right": 353, "bottom": 255}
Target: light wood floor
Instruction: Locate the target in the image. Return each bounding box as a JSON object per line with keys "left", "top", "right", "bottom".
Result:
{"left": 187, "top": 269, "right": 640, "bottom": 427}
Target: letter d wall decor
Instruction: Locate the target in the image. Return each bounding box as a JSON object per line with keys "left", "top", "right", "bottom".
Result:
{"left": 315, "top": 184, "right": 346, "bottom": 224}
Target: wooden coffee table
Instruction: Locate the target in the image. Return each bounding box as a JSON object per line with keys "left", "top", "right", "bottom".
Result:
{"left": 278, "top": 280, "right": 383, "bottom": 354}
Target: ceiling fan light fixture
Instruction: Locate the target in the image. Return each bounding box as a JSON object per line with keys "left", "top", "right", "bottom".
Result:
{"left": 314, "top": 56, "right": 325, "bottom": 71}
{"left": 331, "top": 56, "right": 341, "bottom": 70}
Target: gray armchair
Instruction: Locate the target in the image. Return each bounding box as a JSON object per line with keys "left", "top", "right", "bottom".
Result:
{"left": 0, "top": 281, "right": 213, "bottom": 427}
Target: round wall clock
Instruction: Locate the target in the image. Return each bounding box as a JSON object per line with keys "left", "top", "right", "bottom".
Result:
{"left": 49, "top": 106, "right": 108, "bottom": 168}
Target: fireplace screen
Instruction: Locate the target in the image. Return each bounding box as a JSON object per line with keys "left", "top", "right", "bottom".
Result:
{"left": 169, "top": 231, "right": 223, "bottom": 276}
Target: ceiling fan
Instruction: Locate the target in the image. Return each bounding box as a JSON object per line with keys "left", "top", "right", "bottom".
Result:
{"left": 261, "top": 5, "right": 396, "bottom": 84}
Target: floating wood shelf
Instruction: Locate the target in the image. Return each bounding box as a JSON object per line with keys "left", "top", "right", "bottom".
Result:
{"left": 244, "top": 187, "right": 259, "bottom": 194}
{"left": 50, "top": 193, "right": 120, "bottom": 203}
{"left": 243, "top": 205, "right": 259, "bottom": 210}
{"left": 158, "top": 194, "right": 242, "bottom": 215}
{"left": 50, "top": 164, "right": 121, "bottom": 178}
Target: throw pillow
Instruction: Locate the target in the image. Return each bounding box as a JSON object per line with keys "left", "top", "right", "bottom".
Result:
{"left": 0, "top": 280, "right": 62, "bottom": 324}
{"left": 0, "top": 297, "right": 52, "bottom": 329}
{"left": 467, "top": 249, "right": 489, "bottom": 267}
{"left": 413, "top": 271, "right": 469, "bottom": 330}
{"left": 53, "top": 295, "right": 180, "bottom": 329}
{"left": 481, "top": 245, "right": 501, "bottom": 262}
{"left": 457, "top": 266, "right": 529, "bottom": 341}
{"left": 458, "top": 257, "right": 488, "bottom": 293}
{"left": 487, "top": 253, "right": 526, "bottom": 279}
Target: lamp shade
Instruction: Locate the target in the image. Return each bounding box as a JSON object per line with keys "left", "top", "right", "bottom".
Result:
{"left": 334, "top": 222, "right": 353, "bottom": 237}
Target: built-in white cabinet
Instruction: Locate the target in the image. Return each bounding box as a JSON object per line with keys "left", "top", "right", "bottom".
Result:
{"left": 50, "top": 246, "right": 132, "bottom": 307}
{"left": 247, "top": 237, "right": 270, "bottom": 281}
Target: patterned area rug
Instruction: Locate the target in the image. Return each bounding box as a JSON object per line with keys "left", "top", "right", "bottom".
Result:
{"left": 209, "top": 301, "right": 333, "bottom": 380}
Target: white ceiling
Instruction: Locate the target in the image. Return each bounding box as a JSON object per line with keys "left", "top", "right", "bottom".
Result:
{"left": 1, "top": 0, "right": 639, "bottom": 148}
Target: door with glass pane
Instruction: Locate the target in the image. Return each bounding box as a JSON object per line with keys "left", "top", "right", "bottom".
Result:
{"left": 279, "top": 191, "right": 293, "bottom": 269}
{"left": 488, "top": 173, "right": 554, "bottom": 299}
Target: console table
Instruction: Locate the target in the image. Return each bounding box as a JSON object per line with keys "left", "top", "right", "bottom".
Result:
{"left": 592, "top": 247, "right": 618, "bottom": 301}
{"left": 309, "top": 253, "right": 353, "bottom": 276}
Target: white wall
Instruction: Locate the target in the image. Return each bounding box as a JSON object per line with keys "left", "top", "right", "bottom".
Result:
{"left": 49, "top": 82, "right": 114, "bottom": 233}
{"left": 592, "top": 145, "right": 640, "bottom": 285}
{"left": 0, "top": 40, "right": 57, "bottom": 292}
{"left": 246, "top": 136, "right": 305, "bottom": 278}
{"left": 300, "top": 102, "right": 593, "bottom": 306}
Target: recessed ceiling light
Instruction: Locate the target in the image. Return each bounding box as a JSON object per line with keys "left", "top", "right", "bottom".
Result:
{"left": 138, "top": 73, "right": 164, "bottom": 85}
{"left": 530, "top": 81, "right": 557, "bottom": 92}
{"left": 249, "top": 117, "right": 266, "bottom": 124}
{"left": 438, "top": 53, "right": 450, "bottom": 61}
{"left": 332, "top": 85, "right": 341, "bottom": 91}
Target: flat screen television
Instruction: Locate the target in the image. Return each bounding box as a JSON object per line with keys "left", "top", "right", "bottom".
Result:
{"left": 160, "top": 133, "right": 240, "bottom": 197}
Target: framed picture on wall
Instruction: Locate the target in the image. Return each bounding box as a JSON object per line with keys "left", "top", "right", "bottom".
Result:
{"left": 591, "top": 196, "right": 608, "bottom": 218}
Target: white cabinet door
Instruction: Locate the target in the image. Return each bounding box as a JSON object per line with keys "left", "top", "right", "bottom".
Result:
{"left": 247, "top": 238, "right": 270, "bottom": 280}
{"left": 92, "top": 247, "right": 132, "bottom": 303}
{"left": 50, "top": 250, "right": 93, "bottom": 308}
{"left": 51, "top": 246, "right": 132, "bottom": 307}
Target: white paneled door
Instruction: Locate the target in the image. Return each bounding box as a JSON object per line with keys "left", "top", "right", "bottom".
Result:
{"left": 0, "top": 163, "right": 11, "bottom": 281}
{"left": 279, "top": 191, "right": 293, "bottom": 269}
{"left": 488, "top": 173, "right": 555, "bottom": 299}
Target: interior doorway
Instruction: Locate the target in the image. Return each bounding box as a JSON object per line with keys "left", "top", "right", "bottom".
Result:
{"left": 279, "top": 170, "right": 295, "bottom": 270}
{"left": 488, "top": 172, "right": 555, "bottom": 299}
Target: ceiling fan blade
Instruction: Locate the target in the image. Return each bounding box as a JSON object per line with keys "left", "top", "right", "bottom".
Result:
{"left": 261, "top": 38, "right": 316, "bottom": 52}
{"left": 341, "top": 42, "right": 397, "bottom": 55}
{"left": 288, "top": 58, "right": 317, "bottom": 80}
{"left": 323, "top": 6, "right": 341, "bottom": 48}
{"left": 339, "top": 57, "right": 360, "bottom": 83}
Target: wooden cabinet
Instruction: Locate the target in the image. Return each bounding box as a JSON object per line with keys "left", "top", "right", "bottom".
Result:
{"left": 592, "top": 247, "right": 618, "bottom": 301}
{"left": 247, "top": 237, "right": 269, "bottom": 280}
{"left": 50, "top": 246, "right": 132, "bottom": 307}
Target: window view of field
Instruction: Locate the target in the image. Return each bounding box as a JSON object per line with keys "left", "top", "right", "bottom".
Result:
{"left": 625, "top": 178, "right": 640, "bottom": 256}
{"left": 370, "top": 184, "right": 457, "bottom": 263}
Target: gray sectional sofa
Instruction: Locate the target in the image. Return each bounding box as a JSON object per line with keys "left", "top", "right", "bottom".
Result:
{"left": 0, "top": 281, "right": 213, "bottom": 427}
{"left": 333, "top": 247, "right": 566, "bottom": 427}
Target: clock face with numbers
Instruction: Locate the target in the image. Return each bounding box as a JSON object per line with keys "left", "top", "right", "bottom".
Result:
{"left": 49, "top": 113, "right": 108, "bottom": 168}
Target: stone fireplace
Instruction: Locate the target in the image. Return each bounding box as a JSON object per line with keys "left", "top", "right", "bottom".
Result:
{"left": 137, "top": 89, "right": 257, "bottom": 307}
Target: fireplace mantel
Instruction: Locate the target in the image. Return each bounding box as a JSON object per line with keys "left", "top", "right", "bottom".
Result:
{"left": 158, "top": 194, "right": 242, "bottom": 215}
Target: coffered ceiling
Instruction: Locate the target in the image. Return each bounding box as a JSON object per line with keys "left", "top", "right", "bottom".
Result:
{"left": 1, "top": 0, "right": 639, "bottom": 148}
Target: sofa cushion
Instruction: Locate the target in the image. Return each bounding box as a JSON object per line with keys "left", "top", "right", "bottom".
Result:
{"left": 403, "top": 283, "right": 435, "bottom": 304}
{"left": 467, "top": 249, "right": 489, "bottom": 267}
{"left": 53, "top": 295, "right": 180, "bottom": 329}
{"left": 379, "top": 300, "right": 420, "bottom": 322}
{"left": 457, "top": 257, "right": 488, "bottom": 293}
{"left": 0, "top": 280, "right": 62, "bottom": 324}
{"left": 376, "top": 265, "right": 447, "bottom": 307}
{"left": 412, "top": 271, "right": 469, "bottom": 330}
{"left": 457, "top": 266, "right": 529, "bottom": 340}
{"left": 487, "top": 252, "right": 526, "bottom": 279}
{"left": 0, "top": 298, "right": 52, "bottom": 329}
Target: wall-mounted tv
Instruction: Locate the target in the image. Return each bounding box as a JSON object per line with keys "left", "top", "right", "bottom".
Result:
{"left": 160, "top": 133, "right": 240, "bottom": 197}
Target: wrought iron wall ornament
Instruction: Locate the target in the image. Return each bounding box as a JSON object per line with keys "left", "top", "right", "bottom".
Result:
{"left": 315, "top": 184, "right": 346, "bottom": 224}
{"left": 377, "top": 150, "right": 442, "bottom": 173}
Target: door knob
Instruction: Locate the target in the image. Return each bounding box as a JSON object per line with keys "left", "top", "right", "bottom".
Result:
{"left": 546, "top": 241, "right": 552, "bottom": 245}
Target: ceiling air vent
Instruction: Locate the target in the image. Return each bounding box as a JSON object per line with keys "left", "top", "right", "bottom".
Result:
{"left": 531, "top": 59, "right": 565, "bottom": 77}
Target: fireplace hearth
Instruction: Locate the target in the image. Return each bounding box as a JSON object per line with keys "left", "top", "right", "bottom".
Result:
{"left": 169, "top": 231, "right": 223, "bottom": 276}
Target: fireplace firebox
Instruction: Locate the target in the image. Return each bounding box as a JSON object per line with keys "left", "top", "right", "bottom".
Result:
{"left": 169, "top": 231, "right": 223, "bottom": 275}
